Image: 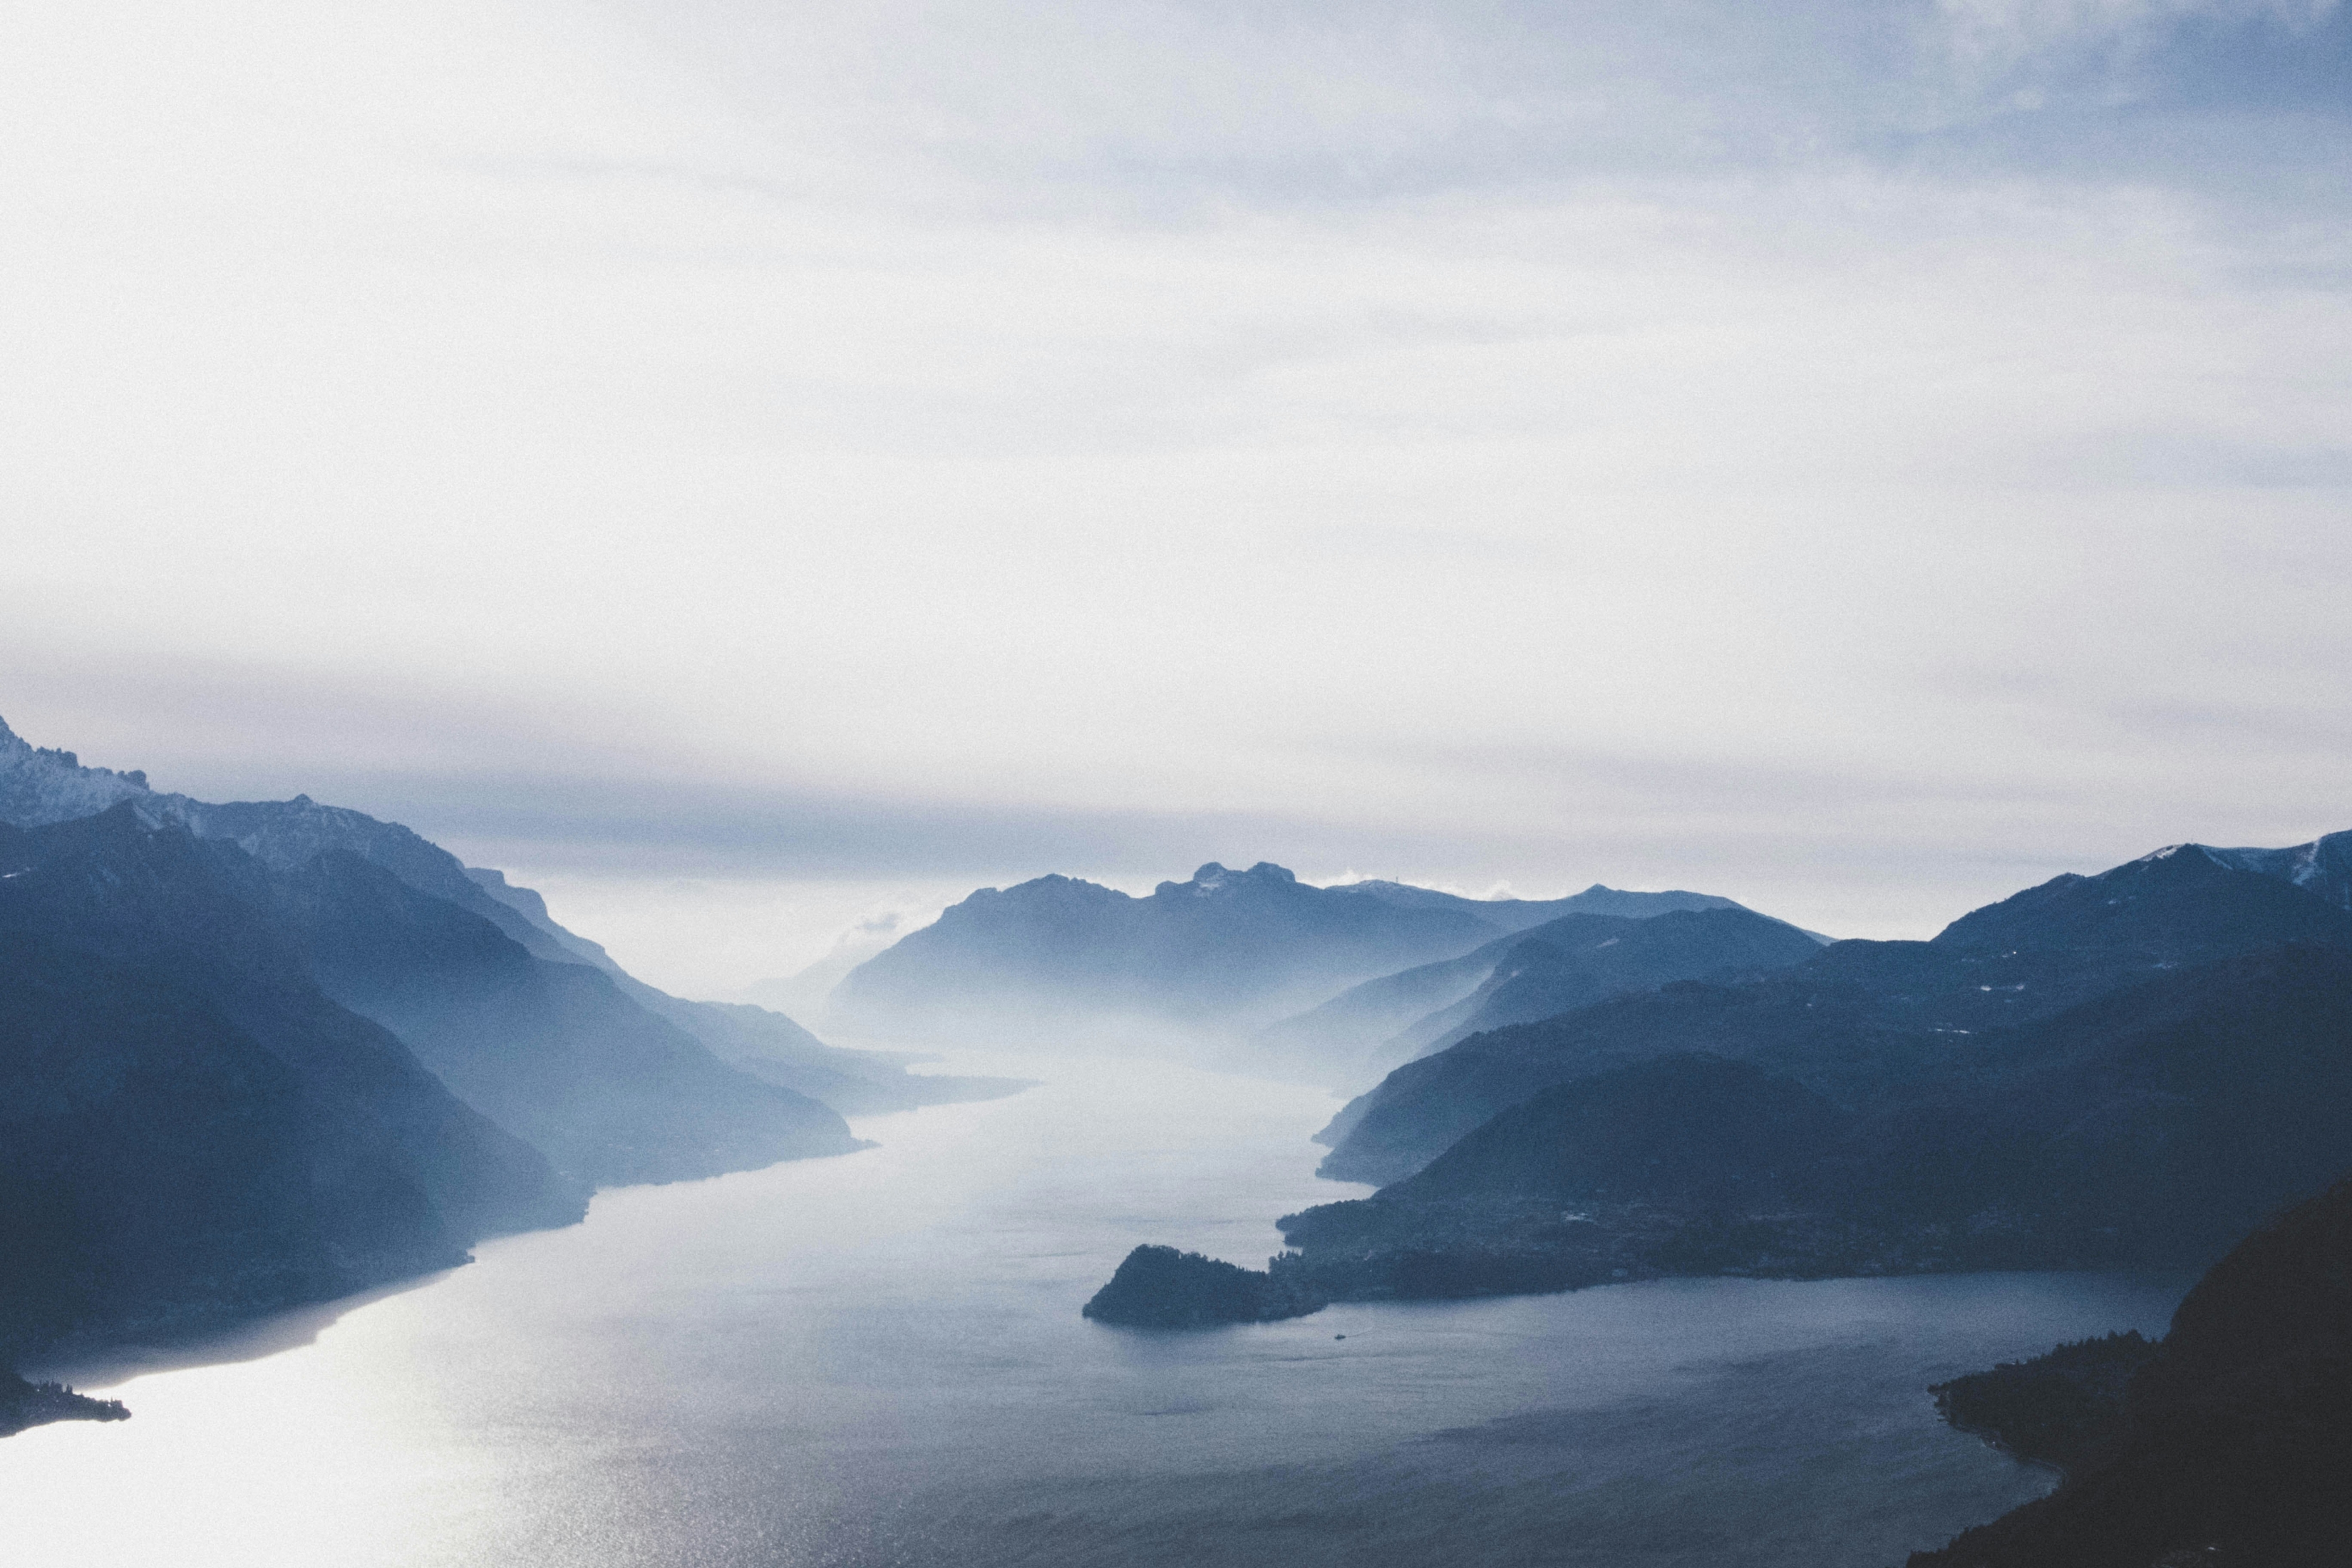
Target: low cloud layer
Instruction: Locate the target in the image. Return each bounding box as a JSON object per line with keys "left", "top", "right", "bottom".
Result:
{"left": 4, "top": 1, "right": 2348, "bottom": 987}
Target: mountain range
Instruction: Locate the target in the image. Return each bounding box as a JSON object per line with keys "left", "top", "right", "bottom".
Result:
{"left": 1272, "top": 905, "right": 1825, "bottom": 1091}
{"left": 1095, "top": 830, "right": 2352, "bottom": 1317}
{"left": 830, "top": 860, "right": 1775, "bottom": 1066}
{"left": 1317, "top": 839, "right": 2352, "bottom": 1187}
{"left": 0, "top": 808, "right": 585, "bottom": 1358}
{"left": 0, "top": 720, "right": 1010, "bottom": 1119}
{"left": 0, "top": 715, "right": 1024, "bottom": 1365}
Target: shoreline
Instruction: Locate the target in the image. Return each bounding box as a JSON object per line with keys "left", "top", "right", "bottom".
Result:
{"left": 0, "top": 1370, "right": 130, "bottom": 1438}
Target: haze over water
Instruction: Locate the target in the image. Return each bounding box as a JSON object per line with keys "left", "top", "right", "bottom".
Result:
{"left": 11, "top": 1056, "right": 2183, "bottom": 1567}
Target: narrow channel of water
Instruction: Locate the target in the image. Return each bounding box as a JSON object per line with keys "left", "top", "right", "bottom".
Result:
{"left": 9, "top": 1053, "right": 2184, "bottom": 1567}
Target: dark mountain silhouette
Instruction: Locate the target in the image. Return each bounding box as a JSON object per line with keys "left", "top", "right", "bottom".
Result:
{"left": 1269, "top": 943, "right": 2352, "bottom": 1304}
{"left": 1911, "top": 1175, "right": 2352, "bottom": 1567}
{"left": 0, "top": 815, "right": 583, "bottom": 1361}
{"left": 1321, "top": 879, "right": 1742, "bottom": 929}
{"left": 1095, "top": 838, "right": 2352, "bottom": 1323}
{"left": 1262, "top": 903, "right": 1817, "bottom": 1087}
{"left": 460, "top": 865, "right": 1022, "bottom": 1113}
{"left": 1320, "top": 842, "right": 2352, "bottom": 1186}
{"left": 832, "top": 861, "right": 1508, "bottom": 1041}
{"left": 1402, "top": 907, "right": 1825, "bottom": 1057}
{"left": 0, "top": 708, "right": 946, "bottom": 1377}
{"left": 0, "top": 716, "right": 988, "bottom": 1116}
{"left": 260, "top": 845, "right": 863, "bottom": 1186}
{"left": 1930, "top": 840, "right": 2352, "bottom": 955}
{"left": 0, "top": 803, "right": 861, "bottom": 1192}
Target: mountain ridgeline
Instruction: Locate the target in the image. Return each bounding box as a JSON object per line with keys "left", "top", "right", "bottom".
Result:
{"left": 0, "top": 810, "right": 587, "bottom": 1358}
{"left": 0, "top": 716, "right": 1028, "bottom": 1374}
{"left": 1094, "top": 832, "right": 2352, "bottom": 1341}
{"left": 1279, "top": 904, "right": 1827, "bottom": 1096}
{"left": 832, "top": 860, "right": 1770, "bottom": 1065}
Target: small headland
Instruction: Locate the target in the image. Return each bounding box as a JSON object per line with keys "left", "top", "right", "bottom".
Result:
{"left": 1081, "top": 1244, "right": 1328, "bottom": 1329}
{"left": 1, "top": 1368, "right": 130, "bottom": 1438}
{"left": 1929, "top": 1331, "right": 2157, "bottom": 1475}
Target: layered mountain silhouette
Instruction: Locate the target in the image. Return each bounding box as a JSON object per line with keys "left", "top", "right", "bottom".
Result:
{"left": 0, "top": 718, "right": 1004, "bottom": 1118}
{"left": 1286, "top": 944, "right": 2352, "bottom": 1290}
{"left": 0, "top": 716, "right": 902, "bottom": 1362}
{"left": 832, "top": 862, "right": 1497, "bottom": 1041}
{"left": 1269, "top": 906, "right": 1825, "bottom": 1088}
{"left": 832, "top": 861, "right": 1767, "bottom": 1058}
{"left": 0, "top": 811, "right": 583, "bottom": 1358}
{"left": 1097, "top": 832, "right": 2352, "bottom": 1319}
{"left": 1320, "top": 879, "right": 1743, "bottom": 928}
{"left": 1319, "top": 840, "right": 2352, "bottom": 1187}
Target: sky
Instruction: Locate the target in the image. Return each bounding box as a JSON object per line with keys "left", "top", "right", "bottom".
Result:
{"left": 4, "top": 0, "right": 2349, "bottom": 996}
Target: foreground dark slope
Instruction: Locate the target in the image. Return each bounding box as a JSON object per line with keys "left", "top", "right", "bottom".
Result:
{"left": 1912, "top": 1175, "right": 2352, "bottom": 1567}
{"left": 0, "top": 815, "right": 582, "bottom": 1359}
{"left": 1321, "top": 844, "right": 2352, "bottom": 1186}
{"left": 834, "top": 860, "right": 1505, "bottom": 1040}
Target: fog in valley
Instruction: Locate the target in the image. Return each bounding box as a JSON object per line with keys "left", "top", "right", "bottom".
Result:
{"left": 5, "top": 4, "right": 2351, "bottom": 1566}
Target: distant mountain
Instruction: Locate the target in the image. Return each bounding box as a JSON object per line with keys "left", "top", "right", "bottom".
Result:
{"left": 264, "top": 844, "right": 862, "bottom": 1186}
{"left": 1319, "top": 839, "right": 2352, "bottom": 1187}
{"left": 1912, "top": 1172, "right": 2352, "bottom": 1566}
{"left": 2206, "top": 827, "right": 2352, "bottom": 912}
{"left": 460, "top": 866, "right": 1023, "bottom": 1115}
{"left": 1324, "top": 880, "right": 1743, "bottom": 929}
{"left": 0, "top": 716, "right": 994, "bottom": 1117}
{"left": 1401, "top": 907, "right": 1825, "bottom": 1056}
{"left": 1259, "top": 901, "right": 1815, "bottom": 1085}
{"left": 0, "top": 817, "right": 583, "bottom": 1361}
{"left": 0, "top": 726, "right": 150, "bottom": 825}
{"left": 831, "top": 861, "right": 1508, "bottom": 1042}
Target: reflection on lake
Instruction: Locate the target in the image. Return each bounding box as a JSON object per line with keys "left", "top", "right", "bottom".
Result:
{"left": 9, "top": 1054, "right": 2185, "bottom": 1567}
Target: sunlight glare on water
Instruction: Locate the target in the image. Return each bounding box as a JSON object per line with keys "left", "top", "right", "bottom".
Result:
{"left": 5, "top": 1053, "right": 2185, "bottom": 1568}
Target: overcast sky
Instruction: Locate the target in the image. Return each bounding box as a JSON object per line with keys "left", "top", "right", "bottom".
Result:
{"left": 5, "top": 1, "right": 2349, "bottom": 994}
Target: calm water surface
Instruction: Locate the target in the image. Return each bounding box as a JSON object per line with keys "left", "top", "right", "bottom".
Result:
{"left": 9, "top": 1054, "right": 2185, "bottom": 1567}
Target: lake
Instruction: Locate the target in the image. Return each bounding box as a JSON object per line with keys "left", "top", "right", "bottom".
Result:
{"left": 9, "top": 1053, "right": 2185, "bottom": 1567}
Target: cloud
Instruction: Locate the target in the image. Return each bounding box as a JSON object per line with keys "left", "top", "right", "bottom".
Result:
{"left": 6, "top": 0, "right": 2352, "bottom": 979}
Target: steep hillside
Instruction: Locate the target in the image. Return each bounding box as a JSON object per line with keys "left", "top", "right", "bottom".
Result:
{"left": 1912, "top": 1175, "right": 2352, "bottom": 1566}
{"left": 1404, "top": 907, "right": 1825, "bottom": 1058}
{"left": 1274, "top": 944, "right": 2352, "bottom": 1304}
{"left": 0, "top": 826, "right": 583, "bottom": 1360}
{"left": 1320, "top": 845, "right": 2352, "bottom": 1186}
{"left": 266, "top": 847, "right": 863, "bottom": 1185}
